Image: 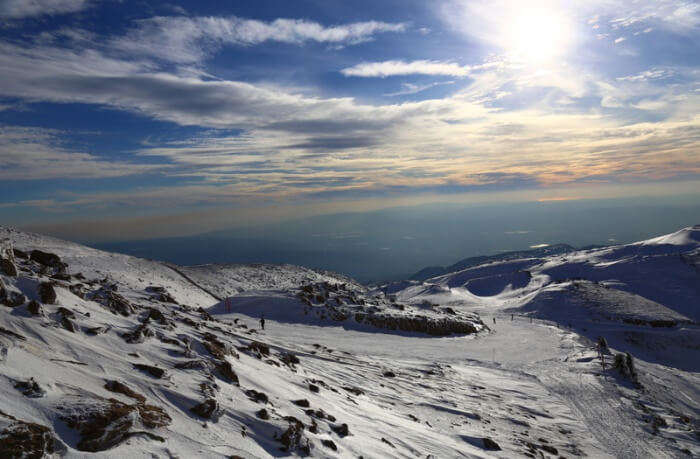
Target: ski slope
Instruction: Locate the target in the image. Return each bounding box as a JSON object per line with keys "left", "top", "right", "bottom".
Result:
{"left": 0, "top": 225, "right": 698, "bottom": 457}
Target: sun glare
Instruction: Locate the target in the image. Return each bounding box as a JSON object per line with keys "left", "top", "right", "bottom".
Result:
{"left": 503, "top": 7, "right": 572, "bottom": 64}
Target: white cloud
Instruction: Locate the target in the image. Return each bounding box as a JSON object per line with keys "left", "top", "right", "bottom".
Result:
{"left": 112, "top": 16, "right": 408, "bottom": 63}
{"left": 609, "top": 0, "right": 699, "bottom": 34}
{"left": 342, "top": 60, "right": 498, "bottom": 78}
{"left": 0, "top": 28, "right": 697, "bottom": 199}
{"left": 616, "top": 68, "right": 675, "bottom": 82}
{"left": 0, "top": 0, "right": 90, "bottom": 18}
{"left": 385, "top": 81, "right": 456, "bottom": 96}
{"left": 0, "top": 126, "right": 156, "bottom": 180}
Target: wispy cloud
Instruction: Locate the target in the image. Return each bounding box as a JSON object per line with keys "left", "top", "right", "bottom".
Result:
{"left": 384, "top": 80, "right": 456, "bottom": 96}
{"left": 342, "top": 60, "right": 498, "bottom": 78}
{"left": 0, "top": 0, "right": 91, "bottom": 18}
{"left": 0, "top": 126, "right": 156, "bottom": 180}
{"left": 112, "top": 16, "right": 408, "bottom": 63}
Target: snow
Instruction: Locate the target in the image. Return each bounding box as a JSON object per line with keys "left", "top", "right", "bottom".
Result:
{"left": 0, "top": 224, "right": 698, "bottom": 458}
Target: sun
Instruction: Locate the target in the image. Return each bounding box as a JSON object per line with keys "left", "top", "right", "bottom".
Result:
{"left": 503, "top": 7, "right": 573, "bottom": 64}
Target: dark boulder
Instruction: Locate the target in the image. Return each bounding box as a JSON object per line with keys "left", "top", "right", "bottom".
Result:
{"left": 14, "top": 378, "right": 46, "bottom": 398}
{"left": 122, "top": 323, "right": 154, "bottom": 344}
{"left": 60, "top": 317, "right": 76, "bottom": 333}
{"left": 215, "top": 360, "right": 239, "bottom": 385}
{"left": 30, "top": 250, "right": 62, "bottom": 267}
{"left": 190, "top": 399, "right": 220, "bottom": 419}
{"left": 0, "top": 411, "right": 57, "bottom": 458}
{"left": 38, "top": 282, "right": 57, "bottom": 304}
{"left": 482, "top": 437, "right": 501, "bottom": 451}
{"left": 331, "top": 423, "right": 349, "bottom": 437}
{"left": 62, "top": 397, "right": 170, "bottom": 452}
{"left": 321, "top": 439, "right": 337, "bottom": 451}
{"left": 245, "top": 389, "right": 268, "bottom": 404}
{"left": 104, "top": 380, "right": 146, "bottom": 403}
{"left": 27, "top": 300, "right": 43, "bottom": 316}
{"left": 279, "top": 419, "right": 305, "bottom": 452}
{"left": 280, "top": 352, "right": 300, "bottom": 366}
{"left": 2, "top": 291, "right": 26, "bottom": 308}
{"left": 133, "top": 363, "right": 166, "bottom": 379}
{"left": 12, "top": 248, "right": 28, "bottom": 259}
{"left": 174, "top": 359, "right": 210, "bottom": 371}
{"left": 0, "top": 258, "right": 17, "bottom": 277}
{"left": 86, "top": 326, "right": 108, "bottom": 336}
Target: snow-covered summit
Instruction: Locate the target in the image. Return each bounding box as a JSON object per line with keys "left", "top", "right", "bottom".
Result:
{"left": 0, "top": 225, "right": 698, "bottom": 458}
{"left": 636, "top": 224, "right": 700, "bottom": 247}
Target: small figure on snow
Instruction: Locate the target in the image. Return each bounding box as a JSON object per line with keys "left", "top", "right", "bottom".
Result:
{"left": 492, "top": 317, "right": 496, "bottom": 324}
{"left": 260, "top": 314, "right": 265, "bottom": 330}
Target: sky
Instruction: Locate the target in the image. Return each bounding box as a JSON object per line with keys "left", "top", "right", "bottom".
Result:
{"left": 0, "top": 0, "right": 699, "bottom": 240}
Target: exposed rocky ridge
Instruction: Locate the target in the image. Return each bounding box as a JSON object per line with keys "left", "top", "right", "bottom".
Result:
{"left": 296, "top": 282, "right": 485, "bottom": 336}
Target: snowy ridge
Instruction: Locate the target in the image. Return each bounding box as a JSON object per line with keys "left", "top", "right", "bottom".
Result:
{"left": 0, "top": 225, "right": 699, "bottom": 458}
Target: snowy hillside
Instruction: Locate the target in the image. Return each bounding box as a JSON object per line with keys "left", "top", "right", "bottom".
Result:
{"left": 0, "top": 225, "right": 699, "bottom": 458}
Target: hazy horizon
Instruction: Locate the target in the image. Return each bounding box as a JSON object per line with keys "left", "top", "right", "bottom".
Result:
{"left": 83, "top": 195, "right": 700, "bottom": 283}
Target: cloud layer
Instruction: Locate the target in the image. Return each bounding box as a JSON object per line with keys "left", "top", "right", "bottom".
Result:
{"left": 0, "top": 0, "right": 90, "bottom": 18}
{"left": 0, "top": 1, "right": 698, "bottom": 222}
{"left": 113, "top": 16, "right": 407, "bottom": 63}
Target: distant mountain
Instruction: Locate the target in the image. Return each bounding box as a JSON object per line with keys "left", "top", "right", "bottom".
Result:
{"left": 410, "top": 243, "right": 576, "bottom": 281}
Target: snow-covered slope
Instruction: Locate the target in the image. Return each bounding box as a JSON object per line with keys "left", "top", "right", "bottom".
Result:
{"left": 0, "top": 225, "right": 698, "bottom": 458}
{"left": 389, "top": 225, "right": 700, "bottom": 457}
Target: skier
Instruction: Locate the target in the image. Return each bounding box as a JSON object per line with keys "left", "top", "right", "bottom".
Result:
{"left": 260, "top": 314, "right": 265, "bottom": 330}
{"left": 492, "top": 317, "right": 496, "bottom": 324}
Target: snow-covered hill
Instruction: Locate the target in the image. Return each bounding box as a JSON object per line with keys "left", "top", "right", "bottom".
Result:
{"left": 0, "top": 225, "right": 698, "bottom": 458}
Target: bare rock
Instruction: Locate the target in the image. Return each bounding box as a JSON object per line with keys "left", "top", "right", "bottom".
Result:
{"left": 38, "top": 282, "right": 57, "bottom": 304}
{"left": 30, "top": 250, "right": 62, "bottom": 267}
{"left": 122, "top": 323, "right": 154, "bottom": 344}
{"left": 27, "top": 300, "right": 43, "bottom": 316}
{"left": 0, "top": 410, "right": 58, "bottom": 458}
{"left": 60, "top": 317, "right": 76, "bottom": 333}
{"left": 279, "top": 419, "right": 305, "bottom": 452}
{"left": 215, "top": 360, "right": 239, "bottom": 385}
{"left": 0, "top": 258, "right": 17, "bottom": 277}
{"left": 280, "top": 352, "right": 300, "bottom": 367}
{"left": 12, "top": 248, "right": 28, "bottom": 259}
{"left": 482, "top": 437, "right": 501, "bottom": 451}
{"left": 245, "top": 389, "right": 268, "bottom": 404}
{"left": 86, "top": 326, "right": 108, "bottom": 336}
{"left": 2, "top": 291, "right": 26, "bottom": 308}
{"left": 95, "top": 289, "right": 135, "bottom": 316}
{"left": 174, "top": 359, "right": 210, "bottom": 371}
{"left": 14, "top": 378, "right": 46, "bottom": 398}
{"left": 190, "top": 399, "right": 220, "bottom": 420}
{"left": 331, "top": 423, "right": 349, "bottom": 437}
{"left": 133, "top": 363, "right": 166, "bottom": 379}
{"left": 203, "top": 332, "right": 238, "bottom": 359}
{"left": 321, "top": 439, "right": 338, "bottom": 451}
{"left": 104, "top": 380, "right": 146, "bottom": 403}
{"left": 62, "top": 397, "right": 170, "bottom": 452}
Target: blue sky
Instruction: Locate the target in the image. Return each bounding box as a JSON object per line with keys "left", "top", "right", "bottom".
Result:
{"left": 0, "top": 0, "right": 698, "bottom": 239}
